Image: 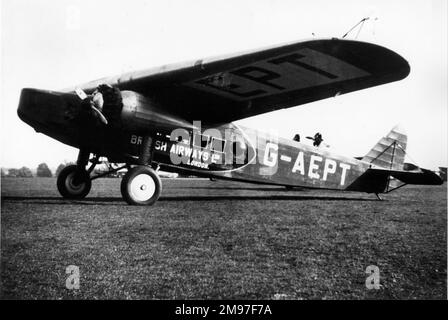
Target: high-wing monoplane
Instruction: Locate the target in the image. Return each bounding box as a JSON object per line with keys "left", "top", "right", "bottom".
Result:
{"left": 18, "top": 38, "right": 443, "bottom": 205}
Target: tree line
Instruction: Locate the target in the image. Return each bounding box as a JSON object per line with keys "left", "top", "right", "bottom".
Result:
{"left": 1, "top": 163, "right": 73, "bottom": 178}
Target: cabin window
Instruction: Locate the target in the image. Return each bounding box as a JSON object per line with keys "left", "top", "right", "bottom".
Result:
{"left": 232, "top": 139, "right": 248, "bottom": 164}
{"left": 211, "top": 137, "right": 226, "bottom": 153}
{"left": 193, "top": 133, "right": 211, "bottom": 149}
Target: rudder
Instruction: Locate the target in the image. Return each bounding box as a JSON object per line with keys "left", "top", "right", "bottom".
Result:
{"left": 362, "top": 125, "right": 407, "bottom": 170}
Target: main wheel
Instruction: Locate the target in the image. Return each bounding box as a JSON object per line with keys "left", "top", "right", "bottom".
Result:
{"left": 120, "top": 166, "right": 162, "bottom": 205}
{"left": 57, "top": 165, "right": 92, "bottom": 199}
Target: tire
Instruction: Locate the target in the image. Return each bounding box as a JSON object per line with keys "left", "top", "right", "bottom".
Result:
{"left": 120, "top": 166, "right": 162, "bottom": 205}
{"left": 57, "top": 165, "right": 91, "bottom": 199}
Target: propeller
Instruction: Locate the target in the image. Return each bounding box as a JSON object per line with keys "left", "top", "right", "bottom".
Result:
{"left": 74, "top": 87, "right": 108, "bottom": 125}
{"left": 91, "top": 105, "right": 108, "bottom": 125}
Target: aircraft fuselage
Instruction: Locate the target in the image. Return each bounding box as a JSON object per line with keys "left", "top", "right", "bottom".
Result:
{"left": 146, "top": 124, "right": 370, "bottom": 190}
{"left": 17, "top": 87, "right": 375, "bottom": 193}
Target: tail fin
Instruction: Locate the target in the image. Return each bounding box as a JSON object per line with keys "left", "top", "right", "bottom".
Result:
{"left": 347, "top": 126, "right": 443, "bottom": 193}
{"left": 362, "top": 125, "right": 407, "bottom": 170}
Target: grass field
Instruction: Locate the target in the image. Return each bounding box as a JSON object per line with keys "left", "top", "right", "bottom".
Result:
{"left": 1, "top": 177, "right": 446, "bottom": 299}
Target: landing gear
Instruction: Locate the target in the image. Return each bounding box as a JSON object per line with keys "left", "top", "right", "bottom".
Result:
{"left": 120, "top": 134, "right": 162, "bottom": 205}
{"left": 120, "top": 165, "right": 162, "bottom": 205}
{"left": 57, "top": 149, "right": 95, "bottom": 200}
{"left": 57, "top": 135, "right": 162, "bottom": 205}
{"left": 57, "top": 165, "right": 92, "bottom": 199}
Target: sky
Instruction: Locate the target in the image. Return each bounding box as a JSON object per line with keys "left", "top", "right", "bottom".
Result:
{"left": 1, "top": 0, "right": 447, "bottom": 171}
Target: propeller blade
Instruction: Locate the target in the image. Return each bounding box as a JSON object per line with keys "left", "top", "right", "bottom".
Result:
{"left": 90, "top": 106, "right": 108, "bottom": 125}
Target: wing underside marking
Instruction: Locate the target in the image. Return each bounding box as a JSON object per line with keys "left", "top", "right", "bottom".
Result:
{"left": 186, "top": 48, "right": 370, "bottom": 101}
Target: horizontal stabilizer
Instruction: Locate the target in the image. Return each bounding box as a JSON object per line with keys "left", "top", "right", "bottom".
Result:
{"left": 347, "top": 167, "right": 443, "bottom": 193}
{"left": 388, "top": 168, "right": 444, "bottom": 185}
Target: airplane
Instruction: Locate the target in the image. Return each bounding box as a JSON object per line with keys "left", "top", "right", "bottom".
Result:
{"left": 17, "top": 38, "right": 443, "bottom": 205}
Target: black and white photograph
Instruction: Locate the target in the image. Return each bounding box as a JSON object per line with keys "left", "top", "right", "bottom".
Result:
{"left": 0, "top": 0, "right": 446, "bottom": 307}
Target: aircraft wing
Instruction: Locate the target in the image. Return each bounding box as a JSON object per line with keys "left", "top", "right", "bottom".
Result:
{"left": 75, "top": 38, "right": 410, "bottom": 124}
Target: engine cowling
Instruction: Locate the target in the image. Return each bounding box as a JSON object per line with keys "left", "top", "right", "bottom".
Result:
{"left": 120, "top": 90, "right": 192, "bottom": 133}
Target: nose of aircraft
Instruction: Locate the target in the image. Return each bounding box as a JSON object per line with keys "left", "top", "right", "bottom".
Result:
{"left": 17, "top": 88, "right": 69, "bottom": 131}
